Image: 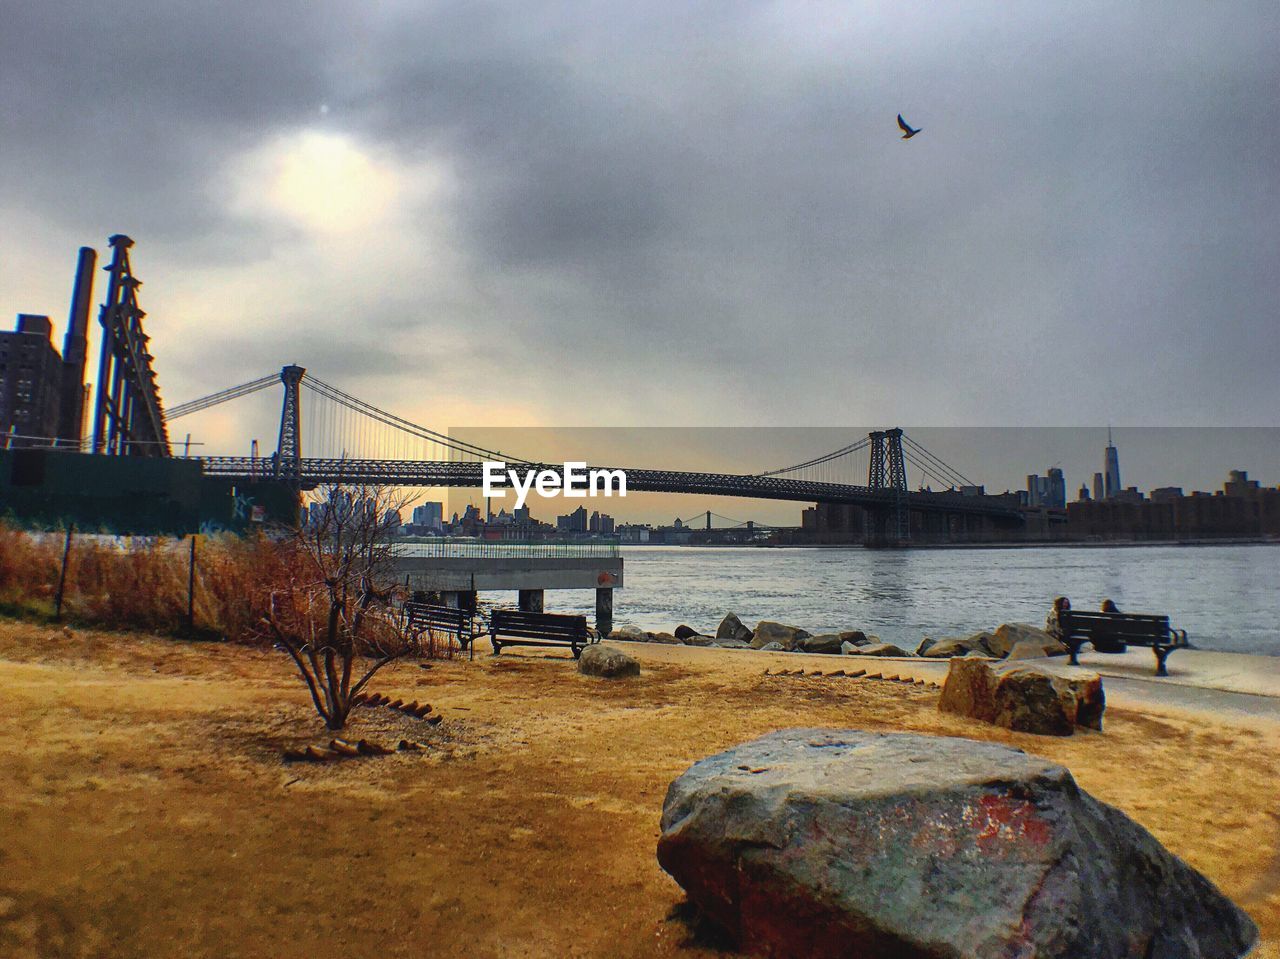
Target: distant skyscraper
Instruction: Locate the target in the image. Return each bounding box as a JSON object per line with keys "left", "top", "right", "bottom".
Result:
{"left": 1103, "top": 428, "right": 1121, "bottom": 499}
{"left": 1092, "top": 472, "right": 1104, "bottom": 502}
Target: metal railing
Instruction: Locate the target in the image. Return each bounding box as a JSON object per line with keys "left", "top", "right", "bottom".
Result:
{"left": 394, "top": 537, "right": 621, "bottom": 559}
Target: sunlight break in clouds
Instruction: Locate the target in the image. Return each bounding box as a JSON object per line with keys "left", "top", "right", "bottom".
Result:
{"left": 231, "top": 129, "right": 402, "bottom": 234}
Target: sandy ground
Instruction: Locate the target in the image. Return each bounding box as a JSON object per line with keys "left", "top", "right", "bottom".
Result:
{"left": 0, "top": 622, "right": 1277, "bottom": 959}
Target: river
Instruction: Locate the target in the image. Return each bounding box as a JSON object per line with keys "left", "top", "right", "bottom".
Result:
{"left": 494, "top": 544, "right": 1280, "bottom": 656}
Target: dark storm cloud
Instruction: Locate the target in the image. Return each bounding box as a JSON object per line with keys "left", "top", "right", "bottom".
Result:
{"left": 3, "top": 1, "right": 1278, "bottom": 444}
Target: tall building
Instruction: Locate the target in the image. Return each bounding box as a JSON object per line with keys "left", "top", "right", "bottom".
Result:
{"left": 412, "top": 501, "right": 444, "bottom": 530}
{"left": 1, "top": 315, "right": 64, "bottom": 446}
{"left": 0, "top": 248, "right": 95, "bottom": 449}
{"left": 1103, "top": 429, "right": 1121, "bottom": 499}
{"left": 1092, "top": 472, "right": 1104, "bottom": 502}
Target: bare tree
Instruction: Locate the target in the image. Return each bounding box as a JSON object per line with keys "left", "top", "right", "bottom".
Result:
{"left": 267, "top": 482, "right": 414, "bottom": 730}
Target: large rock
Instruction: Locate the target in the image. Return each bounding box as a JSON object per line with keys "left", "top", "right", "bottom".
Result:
{"left": 1007, "top": 637, "right": 1071, "bottom": 660}
{"left": 797, "top": 633, "right": 845, "bottom": 655}
{"left": 715, "top": 613, "right": 753, "bottom": 643}
{"left": 920, "top": 631, "right": 994, "bottom": 658}
{"left": 939, "top": 658, "right": 1105, "bottom": 735}
{"left": 673, "top": 624, "right": 699, "bottom": 640}
{"left": 658, "top": 729, "right": 1257, "bottom": 959}
{"left": 611, "top": 625, "right": 651, "bottom": 643}
{"left": 751, "top": 621, "right": 811, "bottom": 650}
{"left": 990, "top": 622, "right": 1064, "bottom": 658}
{"left": 839, "top": 629, "right": 869, "bottom": 646}
{"left": 577, "top": 644, "right": 640, "bottom": 679}
{"left": 846, "top": 641, "right": 912, "bottom": 657}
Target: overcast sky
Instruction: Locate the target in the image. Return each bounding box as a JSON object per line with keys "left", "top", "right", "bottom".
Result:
{"left": 2, "top": 2, "right": 1278, "bottom": 500}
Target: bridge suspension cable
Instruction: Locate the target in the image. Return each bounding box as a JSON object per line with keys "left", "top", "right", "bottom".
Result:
{"left": 759, "top": 437, "right": 871, "bottom": 477}
{"left": 901, "top": 434, "right": 976, "bottom": 489}
{"left": 166, "top": 373, "right": 280, "bottom": 420}
{"left": 301, "top": 375, "right": 534, "bottom": 465}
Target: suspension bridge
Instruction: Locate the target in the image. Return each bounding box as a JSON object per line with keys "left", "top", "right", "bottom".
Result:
{"left": 161, "top": 365, "right": 1023, "bottom": 542}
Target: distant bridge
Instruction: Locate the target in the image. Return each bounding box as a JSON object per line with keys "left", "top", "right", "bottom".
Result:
{"left": 196, "top": 454, "right": 1019, "bottom": 518}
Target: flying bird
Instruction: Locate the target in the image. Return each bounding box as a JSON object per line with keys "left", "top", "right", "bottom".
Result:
{"left": 897, "top": 114, "right": 921, "bottom": 139}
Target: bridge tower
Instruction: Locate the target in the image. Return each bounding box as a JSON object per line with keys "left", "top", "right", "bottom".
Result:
{"left": 273, "top": 365, "right": 305, "bottom": 485}
{"left": 90, "top": 235, "right": 170, "bottom": 457}
{"left": 865, "top": 428, "right": 909, "bottom": 546}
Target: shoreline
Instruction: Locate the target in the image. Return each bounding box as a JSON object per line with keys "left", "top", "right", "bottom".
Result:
{"left": 663, "top": 537, "right": 1280, "bottom": 550}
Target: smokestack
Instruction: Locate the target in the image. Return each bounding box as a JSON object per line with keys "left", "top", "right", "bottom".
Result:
{"left": 57, "top": 246, "right": 96, "bottom": 447}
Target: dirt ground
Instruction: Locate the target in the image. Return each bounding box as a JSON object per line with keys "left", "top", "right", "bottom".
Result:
{"left": 0, "top": 621, "right": 1276, "bottom": 959}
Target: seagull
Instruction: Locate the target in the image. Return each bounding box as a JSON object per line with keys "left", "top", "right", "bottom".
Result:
{"left": 897, "top": 114, "right": 921, "bottom": 140}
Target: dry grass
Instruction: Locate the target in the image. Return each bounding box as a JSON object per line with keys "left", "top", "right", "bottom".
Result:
{"left": 0, "top": 622, "right": 1275, "bottom": 959}
{"left": 0, "top": 523, "right": 408, "bottom": 655}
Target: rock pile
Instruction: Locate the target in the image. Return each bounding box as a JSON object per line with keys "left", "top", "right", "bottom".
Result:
{"left": 611, "top": 614, "right": 1070, "bottom": 663}
{"left": 658, "top": 729, "right": 1257, "bottom": 959}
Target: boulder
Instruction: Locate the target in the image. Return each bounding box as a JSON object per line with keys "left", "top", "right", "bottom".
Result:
{"left": 838, "top": 630, "right": 869, "bottom": 646}
{"left": 938, "top": 658, "right": 1105, "bottom": 735}
{"left": 682, "top": 634, "right": 716, "bottom": 647}
{"left": 751, "top": 621, "right": 811, "bottom": 650}
{"left": 916, "top": 636, "right": 937, "bottom": 656}
{"left": 847, "top": 642, "right": 912, "bottom": 657}
{"left": 577, "top": 644, "right": 640, "bottom": 679}
{"left": 840, "top": 641, "right": 861, "bottom": 656}
{"left": 1007, "top": 637, "right": 1070, "bottom": 661}
{"left": 797, "top": 633, "right": 845, "bottom": 655}
{"left": 674, "top": 624, "right": 699, "bottom": 641}
{"left": 648, "top": 632, "right": 681, "bottom": 645}
{"left": 920, "top": 632, "right": 994, "bottom": 658}
{"left": 715, "top": 613, "right": 753, "bottom": 643}
{"left": 757, "top": 641, "right": 786, "bottom": 652}
{"left": 990, "top": 622, "right": 1063, "bottom": 658}
{"left": 611, "top": 625, "right": 651, "bottom": 643}
{"left": 658, "top": 729, "right": 1257, "bottom": 959}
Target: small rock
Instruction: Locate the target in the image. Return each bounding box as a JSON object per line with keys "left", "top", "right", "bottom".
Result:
{"left": 715, "top": 613, "right": 753, "bottom": 643}
{"left": 682, "top": 634, "right": 716, "bottom": 647}
{"left": 715, "top": 638, "right": 752, "bottom": 650}
{"left": 849, "top": 642, "right": 911, "bottom": 657}
{"left": 577, "top": 644, "right": 640, "bottom": 678}
{"left": 612, "top": 625, "right": 651, "bottom": 643}
{"left": 757, "top": 641, "right": 786, "bottom": 652}
{"left": 648, "top": 632, "right": 681, "bottom": 645}
{"left": 751, "top": 621, "right": 811, "bottom": 650}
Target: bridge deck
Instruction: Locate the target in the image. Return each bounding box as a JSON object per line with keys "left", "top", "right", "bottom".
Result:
{"left": 195, "top": 457, "right": 1023, "bottom": 519}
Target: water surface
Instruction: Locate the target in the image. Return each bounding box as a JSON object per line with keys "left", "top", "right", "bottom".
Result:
{"left": 497, "top": 544, "right": 1280, "bottom": 655}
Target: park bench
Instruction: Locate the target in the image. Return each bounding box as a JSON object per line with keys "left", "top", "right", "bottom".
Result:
{"left": 404, "top": 601, "right": 479, "bottom": 660}
{"left": 489, "top": 609, "right": 595, "bottom": 659}
{"left": 1059, "top": 609, "right": 1189, "bottom": 676}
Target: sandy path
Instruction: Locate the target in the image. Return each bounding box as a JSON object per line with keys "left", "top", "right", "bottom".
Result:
{"left": 0, "top": 623, "right": 1276, "bottom": 958}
